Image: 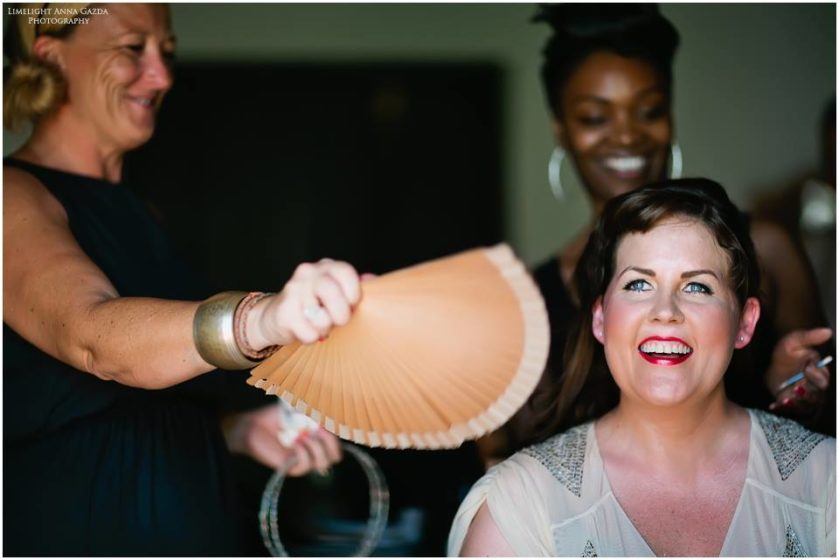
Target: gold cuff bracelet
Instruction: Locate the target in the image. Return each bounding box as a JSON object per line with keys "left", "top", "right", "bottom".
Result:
{"left": 193, "top": 291, "right": 260, "bottom": 370}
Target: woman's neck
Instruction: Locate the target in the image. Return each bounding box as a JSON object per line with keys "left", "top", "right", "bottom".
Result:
{"left": 15, "top": 111, "right": 125, "bottom": 183}
{"left": 596, "top": 395, "right": 748, "bottom": 478}
{"left": 557, "top": 199, "right": 619, "bottom": 299}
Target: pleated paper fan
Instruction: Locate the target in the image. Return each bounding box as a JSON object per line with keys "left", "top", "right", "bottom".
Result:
{"left": 247, "top": 244, "right": 550, "bottom": 449}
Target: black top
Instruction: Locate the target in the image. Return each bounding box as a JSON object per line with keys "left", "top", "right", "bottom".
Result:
{"left": 501, "top": 257, "right": 580, "bottom": 451}
{"left": 3, "top": 158, "right": 258, "bottom": 556}
{"left": 532, "top": 257, "right": 577, "bottom": 377}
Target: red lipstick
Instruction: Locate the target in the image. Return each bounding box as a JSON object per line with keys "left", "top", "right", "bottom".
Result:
{"left": 638, "top": 336, "right": 692, "bottom": 366}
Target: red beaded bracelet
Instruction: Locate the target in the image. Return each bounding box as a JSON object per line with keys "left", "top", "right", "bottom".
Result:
{"left": 234, "top": 292, "right": 281, "bottom": 360}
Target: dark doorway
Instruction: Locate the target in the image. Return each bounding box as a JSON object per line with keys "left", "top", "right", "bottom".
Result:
{"left": 126, "top": 62, "right": 503, "bottom": 291}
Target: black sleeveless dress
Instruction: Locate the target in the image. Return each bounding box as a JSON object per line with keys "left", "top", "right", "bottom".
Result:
{"left": 497, "top": 258, "right": 580, "bottom": 452}
{"left": 3, "top": 159, "right": 258, "bottom": 556}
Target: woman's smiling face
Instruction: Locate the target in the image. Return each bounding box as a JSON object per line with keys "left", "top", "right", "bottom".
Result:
{"left": 554, "top": 50, "right": 672, "bottom": 209}
{"left": 51, "top": 3, "right": 175, "bottom": 150}
{"left": 592, "top": 216, "right": 760, "bottom": 408}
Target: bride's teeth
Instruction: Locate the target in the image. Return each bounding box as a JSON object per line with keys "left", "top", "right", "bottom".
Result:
{"left": 640, "top": 341, "right": 692, "bottom": 355}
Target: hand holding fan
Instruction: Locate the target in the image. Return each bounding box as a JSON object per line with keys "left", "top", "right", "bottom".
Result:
{"left": 247, "top": 244, "right": 550, "bottom": 449}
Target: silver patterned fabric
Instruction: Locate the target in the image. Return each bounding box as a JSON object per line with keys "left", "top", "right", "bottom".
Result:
{"left": 783, "top": 525, "right": 807, "bottom": 556}
{"left": 522, "top": 424, "right": 588, "bottom": 497}
{"left": 581, "top": 540, "right": 598, "bottom": 557}
{"left": 753, "top": 409, "right": 827, "bottom": 481}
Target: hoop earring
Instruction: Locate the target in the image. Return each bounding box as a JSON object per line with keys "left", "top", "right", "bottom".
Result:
{"left": 670, "top": 142, "right": 683, "bottom": 179}
{"left": 548, "top": 146, "right": 565, "bottom": 201}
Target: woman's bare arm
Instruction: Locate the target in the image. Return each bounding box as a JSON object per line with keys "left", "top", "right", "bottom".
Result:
{"left": 751, "top": 219, "right": 825, "bottom": 333}
{"left": 459, "top": 502, "right": 516, "bottom": 557}
{"left": 4, "top": 166, "right": 210, "bottom": 388}
{"left": 750, "top": 219, "right": 833, "bottom": 399}
{"left": 5, "top": 166, "right": 362, "bottom": 388}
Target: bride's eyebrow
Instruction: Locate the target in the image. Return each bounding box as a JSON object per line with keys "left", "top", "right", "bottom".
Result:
{"left": 617, "top": 266, "right": 654, "bottom": 279}
{"left": 682, "top": 269, "right": 719, "bottom": 280}
{"left": 616, "top": 267, "right": 721, "bottom": 281}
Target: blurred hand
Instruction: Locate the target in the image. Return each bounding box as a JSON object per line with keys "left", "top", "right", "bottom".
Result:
{"left": 766, "top": 327, "right": 832, "bottom": 414}
{"left": 250, "top": 259, "right": 362, "bottom": 348}
{"left": 222, "top": 404, "right": 342, "bottom": 476}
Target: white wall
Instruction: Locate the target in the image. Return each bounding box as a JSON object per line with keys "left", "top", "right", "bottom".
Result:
{"left": 4, "top": 3, "right": 834, "bottom": 264}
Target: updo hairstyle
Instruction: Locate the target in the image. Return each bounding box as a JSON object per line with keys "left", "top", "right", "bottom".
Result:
{"left": 3, "top": 3, "right": 89, "bottom": 130}
{"left": 533, "top": 4, "right": 680, "bottom": 117}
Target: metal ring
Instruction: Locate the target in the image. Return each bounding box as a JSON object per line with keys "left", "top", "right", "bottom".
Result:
{"left": 258, "top": 443, "right": 390, "bottom": 557}
{"left": 302, "top": 305, "right": 327, "bottom": 320}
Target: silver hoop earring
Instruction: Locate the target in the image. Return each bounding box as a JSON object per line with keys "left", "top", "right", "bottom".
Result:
{"left": 548, "top": 147, "right": 565, "bottom": 201}
{"left": 670, "top": 142, "right": 683, "bottom": 179}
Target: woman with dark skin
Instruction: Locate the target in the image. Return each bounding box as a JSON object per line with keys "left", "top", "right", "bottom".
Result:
{"left": 481, "top": 6, "right": 832, "bottom": 462}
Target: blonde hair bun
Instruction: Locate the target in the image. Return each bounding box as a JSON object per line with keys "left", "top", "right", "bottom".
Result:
{"left": 4, "top": 59, "right": 66, "bottom": 131}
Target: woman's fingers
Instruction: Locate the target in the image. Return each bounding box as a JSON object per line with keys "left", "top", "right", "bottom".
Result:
{"left": 318, "top": 428, "right": 343, "bottom": 463}
{"left": 779, "top": 327, "right": 833, "bottom": 356}
{"left": 299, "top": 290, "right": 332, "bottom": 338}
{"left": 770, "top": 354, "right": 831, "bottom": 413}
{"left": 797, "top": 327, "right": 833, "bottom": 348}
{"left": 301, "top": 433, "right": 331, "bottom": 474}
{"left": 298, "top": 275, "right": 351, "bottom": 338}
{"left": 283, "top": 304, "right": 319, "bottom": 345}
{"left": 265, "top": 258, "right": 362, "bottom": 346}
{"left": 789, "top": 356, "right": 832, "bottom": 396}
{"left": 285, "top": 430, "right": 343, "bottom": 477}
{"left": 322, "top": 260, "right": 362, "bottom": 306}
{"left": 296, "top": 260, "right": 360, "bottom": 338}
{"left": 232, "top": 404, "right": 345, "bottom": 478}
{"left": 770, "top": 381, "right": 823, "bottom": 412}
{"left": 769, "top": 328, "right": 833, "bottom": 390}
{"left": 803, "top": 360, "right": 831, "bottom": 390}
{"left": 315, "top": 276, "right": 352, "bottom": 327}
{"left": 286, "top": 440, "right": 313, "bottom": 476}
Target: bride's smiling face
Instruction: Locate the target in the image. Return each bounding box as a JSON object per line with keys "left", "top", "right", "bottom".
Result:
{"left": 592, "top": 216, "right": 760, "bottom": 407}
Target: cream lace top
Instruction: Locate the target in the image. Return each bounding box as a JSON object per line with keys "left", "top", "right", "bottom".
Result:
{"left": 448, "top": 409, "right": 835, "bottom": 556}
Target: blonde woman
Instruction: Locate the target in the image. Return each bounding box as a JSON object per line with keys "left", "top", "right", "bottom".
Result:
{"left": 5, "top": 4, "right": 355, "bottom": 554}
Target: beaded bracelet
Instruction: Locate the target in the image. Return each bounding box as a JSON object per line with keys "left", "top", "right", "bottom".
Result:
{"left": 259, "top": 443, "right": 389, "bottom": 557}
{"left": 259, "top": 400, "right": 389, "bottom": 557}
{"left": 233, "top": 291, "right": 281, "bottom": 360}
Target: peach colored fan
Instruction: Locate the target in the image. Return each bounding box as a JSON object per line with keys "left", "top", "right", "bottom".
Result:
{"left": 247, "top": 244, "right": 549, "bottom": 450}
